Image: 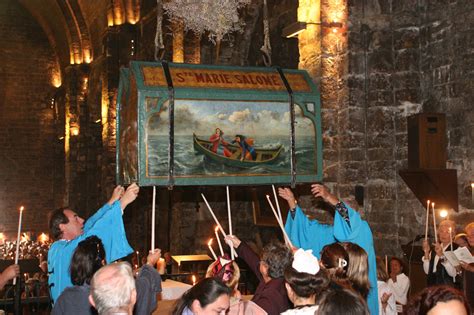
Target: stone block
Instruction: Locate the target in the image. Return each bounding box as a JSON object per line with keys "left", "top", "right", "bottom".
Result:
{"left": 368, "top": 160, "right": 397, "bottom": 179}
{"left": 368, "top": 50, "right": 394, "bottom": 72}
{"left": 367, "top": 90, "right": 394, "bottom": 107}
{"left": 339, "top": 161, "right": 366, "bottom": 182}
{"left": 369, "top": 73, "right": 392, "bottom": 90}
{"left": 366, "top": 133, "right": 394, "bottom": 151}
{"left": 394, "top": 50, "right": 420, "bottom": 72}
{"left": 367, "top": 147, "right": 393, "bottom": 161}
{"left": 395, "top": 88, "right": 420, "bottom": 104}
{"left": 367, "top": 107, "right": 395, "bottom": 133}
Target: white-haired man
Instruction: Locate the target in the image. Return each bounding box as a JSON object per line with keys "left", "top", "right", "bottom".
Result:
{"left": 89, "top": 262, "right": 136, "bottom": 315}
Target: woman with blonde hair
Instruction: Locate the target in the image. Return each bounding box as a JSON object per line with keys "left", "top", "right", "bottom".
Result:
{"left": 206, "top": 255, "right": 266, "bottom": 315}
{"left": 341, "top": 242, "right": 371, "bottom": 300}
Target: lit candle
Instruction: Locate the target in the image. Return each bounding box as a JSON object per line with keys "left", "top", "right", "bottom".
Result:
{"left": 214, "top": 227, "right": 224, "bottom": 256}
{"left": 0, "top": 233, "right": 5, "bottom": 245}
{"left": 157, "top": 258, "right": 165, "bottom": 275}
{"left": 208, "top": 239, "right": 217, "bottom": 260}
{"left": 136, "top": 251, "right": 140, "bottom": 266}
{"left": 192, "top": 275, "right": 196, "bottom": 286}
{"left": 151, "top": 186, "right": 156, "bottom": 251}
{"left": 272, "top": 185, "right": 283, "bottom": 223}
{"left": 425, "top": 200, "right": 430, "bottom": 241}
{"left": 266, "top": 195, "right": 293, "bottom": 248}
{"left": 226, "top": 186, "right": 234, "bottom": 260}
{"left": 14, "top": 206, "right": 24, "bottom": 285}
{"left": 432, "top": 202, "right": 438, "bottom": 243}
{"left": 38, "top": 233, "right": 48, "bottom": 245}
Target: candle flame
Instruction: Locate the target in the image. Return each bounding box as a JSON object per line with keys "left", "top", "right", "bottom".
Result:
{"left": 215, "top": 226, "right": 219, "bottom": 232}
{"left": 208, "top": 238, "right": 213, "bottom": 246}
{"left": 192, "top": 275, "right": 196, "bottom": 283}
{"left": 20, "top": 206, "right": 24, "bottom": 211}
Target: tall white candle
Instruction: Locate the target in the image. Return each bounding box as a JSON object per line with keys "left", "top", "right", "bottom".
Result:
{"left": 226, "top": 186, "right": 234, "bottom": 260}
{"left": 449, "top": 227, "right": 453, "bottom": 252}
{"left": 201, "top": 193, "right": 238, "bottom": 258}
{"left": 425, "top": 200, "right": 430, "bottom": 241}
{"left": 432, "top": 202, "right": 438, "bottom": 243}
{"left": 266, "top": 195, "right": 293, "bottom": 248}
{"left": 151, "top": 186, "right": 156, "bottom": 251}
{"left": 471, "top": 183, "right": 474, "bottom": 205}
{"left": 272, "top": 185, "right": 283, "bottom": 224}
{"left": 202, "top": 194, "right": 226, "bottom": 237}
{"left": 385, "top": 255, "right": 388, "bottom": 274}
{"left": 215, "top": 227, "right": 224, "bottom": 256}
{"left": 208, "top": 239, "right": 218, "bottom": 260}
{"left": 13, "top": 206, "right": 24, "bottom": 285}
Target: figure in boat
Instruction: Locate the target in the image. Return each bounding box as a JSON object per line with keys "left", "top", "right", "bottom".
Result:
{"left": 209, "top": 128, "right": 231, "bottom": 157}
{"left": 232, "top": 134, "right": 256, "bottom": 161}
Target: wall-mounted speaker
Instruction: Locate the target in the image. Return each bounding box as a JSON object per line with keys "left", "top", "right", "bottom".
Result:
{"left": 407, "top": 113, "right": 446, "bottom": 169}
{"left": 355, "top": 185, "right": 364, "bottom": 206}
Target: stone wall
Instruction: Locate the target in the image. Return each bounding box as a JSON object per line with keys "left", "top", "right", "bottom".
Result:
{"left": 0, "top": 0, "right": 64, "bottom": 236}
{"left": 344, "top": 0, "right": 474, "bottom": 256}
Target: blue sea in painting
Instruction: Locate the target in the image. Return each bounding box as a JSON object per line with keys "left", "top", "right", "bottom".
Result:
{"left": 147, "top": 135, "right": 317, "bottom": 176}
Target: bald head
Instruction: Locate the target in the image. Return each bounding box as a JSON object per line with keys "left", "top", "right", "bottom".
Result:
{"left": 89, "top": 262, "right": 136, "bottom": 315}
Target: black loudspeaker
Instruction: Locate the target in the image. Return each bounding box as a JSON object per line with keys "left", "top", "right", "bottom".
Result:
{"left": 355, "top": 185, "right": 364, "bottom": 206}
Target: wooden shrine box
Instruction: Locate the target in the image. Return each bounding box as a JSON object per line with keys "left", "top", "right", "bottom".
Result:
{"left": 116, "top": 61, "right": 323, "bottom": 187}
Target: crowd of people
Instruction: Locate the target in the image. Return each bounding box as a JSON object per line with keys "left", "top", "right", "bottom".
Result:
{"left": 0, "top": 182, "right": 473, "bottom": 315}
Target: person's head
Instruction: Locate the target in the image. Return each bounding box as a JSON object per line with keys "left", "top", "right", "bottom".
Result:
{"left": 260, "top": 241, "right": 292, "bottom": 280}
{"left": 284, "top": 249, "right": 329, "bottom": 304}
{"left": 89, "top": 262, "right": 136, "bottom": 315}
{"left": 49, "top": 207, "right": 85, "bottom": 240}
{"left": 340, "top": 242, "right": 370, "bottom": 299}
{"left": 320, "top": 243, "right": 350, "bottom": 282}
{"left": 234, "top": 135, "right": 243, "bottom": 143}
{"left": 172, "top": 278, "right": 231, "bottom": 315}
{"left": 438, "top": 220, "right": 456, "bottom": 245}
{"left": 316, "top": 287, "right": 369, "bottom": 315}
{"left": 464, "top": 222, "right": 474, "bottom": 247}
{"left": 453, "top": 233, "right": 468, "bottom": 248}
{"left": 375, "top": 257, "right": 389, "bottom": 282}
{"left": 70, "top": 236, "right": 106, "bottom": 286}
{"left": 206, "top": 256, "right": 240, "bottom": 292}
{"left": 389, "top": 257, "right": 404, "bottom": 276}
{"left": 215, "top": 128, "right": 222, "bottom": 136}
{"left": 404, "top": 285, "right": 470, "bottom": 315}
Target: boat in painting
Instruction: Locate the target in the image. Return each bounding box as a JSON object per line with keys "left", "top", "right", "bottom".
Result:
{"left": 193, "top": 133, "right": 283, "bottom": 167}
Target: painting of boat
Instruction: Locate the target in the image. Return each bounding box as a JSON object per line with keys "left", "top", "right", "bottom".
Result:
{"left": 193, "top": 133, "right": 283, "bottom": 167}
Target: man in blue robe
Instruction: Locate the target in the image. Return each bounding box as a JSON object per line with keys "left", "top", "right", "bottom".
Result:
{"left": 48, "top": 184, "right": 139, "bottom": 302}
{"left": 280, "top": 184, "right": 379, "bottom": 315}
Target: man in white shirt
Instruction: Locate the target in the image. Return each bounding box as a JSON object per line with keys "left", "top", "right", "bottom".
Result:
{"left": 387, "top": 257, "right": 410, "bottom": 313}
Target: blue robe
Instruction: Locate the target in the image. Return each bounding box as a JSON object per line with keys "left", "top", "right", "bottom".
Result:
{"left": 285, "top": 204, "right": 379, "bottom": 315}
{"left": 48, "top": 201, "right": 133, "bottom": 302}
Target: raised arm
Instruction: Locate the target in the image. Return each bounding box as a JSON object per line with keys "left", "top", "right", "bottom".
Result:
{"left": 0, "top": 264, "right": 20, "bottom": 289}
{"left": 120, "top": 183, "right": 140, "bottom": 211}
{"left": 226, "top": 235, "right": 263, "bottom": 281}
